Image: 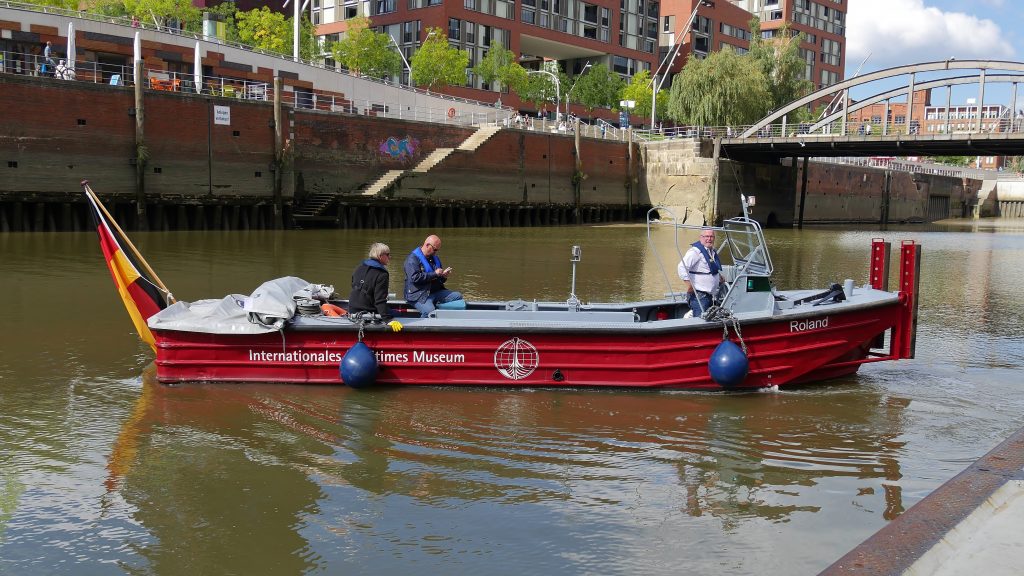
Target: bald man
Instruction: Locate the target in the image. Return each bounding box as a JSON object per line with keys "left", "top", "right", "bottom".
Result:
{"left": 403, "top": 234, "right": 463, "bottom": 317}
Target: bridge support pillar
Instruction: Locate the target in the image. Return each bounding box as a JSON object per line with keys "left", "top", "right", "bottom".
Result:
{"left": 798, "top": 156, "right": 809, "bottom": 229}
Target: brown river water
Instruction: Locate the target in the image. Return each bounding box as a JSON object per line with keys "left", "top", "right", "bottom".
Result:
{"left": 1, "top": 220, "right": 1023, "bottom": 575}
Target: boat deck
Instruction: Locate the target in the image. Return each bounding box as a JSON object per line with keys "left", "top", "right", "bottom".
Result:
{"left": 287, "top": 287, "right": 901, "bottom": 333}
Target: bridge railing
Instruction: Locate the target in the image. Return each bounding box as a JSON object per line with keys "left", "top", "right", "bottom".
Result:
{"left": 1, "top": 49, "right": 514, "bottom": 127}
{"left": 633, "top": 114, "right": 1024, "bottom": 141}
{"left": 815, "top": 157, "right": 1020, "bottom": 180}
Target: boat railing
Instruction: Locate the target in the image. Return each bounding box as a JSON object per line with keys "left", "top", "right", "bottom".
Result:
{"left": 646, "top": 207, "right": 773, "bottom": 310}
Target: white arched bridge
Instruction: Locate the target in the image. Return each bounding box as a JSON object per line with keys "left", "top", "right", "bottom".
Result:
{"left": 663, "top": 60, "right": 1024, "bottom": 163}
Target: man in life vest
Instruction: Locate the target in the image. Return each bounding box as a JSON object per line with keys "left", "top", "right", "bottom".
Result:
{"left": 677, "top": 227, "right": 724, "bottom": 318}
{"left": 404, "top": 234, "right": 463, "bottom": 317}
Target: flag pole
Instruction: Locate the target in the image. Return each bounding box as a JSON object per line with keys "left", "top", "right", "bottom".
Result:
{"left": 82, "top": 180, "right": 176, "bottom": 303}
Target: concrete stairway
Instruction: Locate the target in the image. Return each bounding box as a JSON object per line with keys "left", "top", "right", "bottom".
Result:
{"left": 292, "top": 191, "right": 338, "bottom": 218}
{"left": 457, "top": 124, "right": 502, "bottom": 151}
{"left": 412, "top": 148, "right": 455, "bottom": 173}
{"left": 361, "top": 169, "right": 406, "bottom": 197}
{"left": 363, "top": 124, "right": 503, "bottom": 195}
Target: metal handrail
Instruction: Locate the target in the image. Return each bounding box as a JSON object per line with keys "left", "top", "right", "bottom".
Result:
{"left": 0, "top": 0, "right": 514, "bottom": 113}
{"left": 0, "top": 47, "right": 513, "bottom": 126}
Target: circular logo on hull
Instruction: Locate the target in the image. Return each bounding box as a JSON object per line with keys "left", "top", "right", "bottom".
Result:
{"left": 494, "top": 337, "right": 539, "bottom": 380}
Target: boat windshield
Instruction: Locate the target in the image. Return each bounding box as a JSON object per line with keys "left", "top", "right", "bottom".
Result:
{"left": 720, "top": 217, "right": 772, "bottom": 277}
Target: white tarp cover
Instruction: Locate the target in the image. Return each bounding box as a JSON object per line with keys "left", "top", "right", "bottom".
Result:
{"left": 148, "top": 276, "right": 312, "bottom": 335}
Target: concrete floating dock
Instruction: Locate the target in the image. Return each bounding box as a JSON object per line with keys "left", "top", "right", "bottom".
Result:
{"left": 821, "top": 427, "right": 1024, "bottom": 575}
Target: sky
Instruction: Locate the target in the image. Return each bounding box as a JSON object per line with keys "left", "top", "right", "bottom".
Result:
{"left": 844, "top": 0, "right": 1024, "bottom": 105}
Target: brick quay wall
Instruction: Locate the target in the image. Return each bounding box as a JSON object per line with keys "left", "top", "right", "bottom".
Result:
{"left": 1, "top": 75, "right": 978, "bottom": 233}
{"left": 0, "top": 74, "right": 636, "bottom": 232}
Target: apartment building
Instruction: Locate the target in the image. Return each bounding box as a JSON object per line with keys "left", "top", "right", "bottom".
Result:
{"left": 309, "top": 0, "right": 846, "bottom": 115}
{"left": 655, "top": 0, "right": 845, "bottom": 89}
{"left": 732, "top": 0, "right": 845, "bottom": 88}
{"left": 311, "top": 0, "right": 661, "bottom": 101}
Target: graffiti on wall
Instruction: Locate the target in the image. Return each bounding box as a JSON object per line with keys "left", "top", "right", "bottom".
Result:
{"left": 379, "top": 136, "right": 419, "bottom": 161}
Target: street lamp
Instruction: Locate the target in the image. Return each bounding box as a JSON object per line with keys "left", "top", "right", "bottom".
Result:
{"left": 650, "top": 0, "right": 713, "bottom": 127}
{"left": 528, "top": 69, "right": 561, "bottom": 122}
{"left": 282, "top": 0, "right": 310, "bottom": 62}
{"left": 389, "top": 34, "right": 412, "bottom": 85}
{"left": 566, "top": 62, "right": 592, "bottom": 115}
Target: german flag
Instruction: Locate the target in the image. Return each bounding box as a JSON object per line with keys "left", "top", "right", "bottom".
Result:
{"left": 84, "top": 182, "right": 171, "bottom": 352}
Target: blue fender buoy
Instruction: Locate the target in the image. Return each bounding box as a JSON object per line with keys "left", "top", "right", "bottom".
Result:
{"left": 340, "top": 341, "right": 378, "bottom": 388}
{"left": 708, "top": 340, "right": 748, "bottom": 388}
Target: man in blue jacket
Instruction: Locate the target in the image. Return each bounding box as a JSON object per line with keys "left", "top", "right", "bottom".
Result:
{"left": 404, "top": 234, "right": 463, "bottom": 317}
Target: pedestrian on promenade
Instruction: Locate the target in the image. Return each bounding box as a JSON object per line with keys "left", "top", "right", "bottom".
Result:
{"left": 42, "top": 41, "right": 53, "bottom": 76}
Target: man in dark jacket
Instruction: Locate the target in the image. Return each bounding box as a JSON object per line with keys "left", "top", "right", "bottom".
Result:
{"left": 403, "top": 234, "right": 463, "bottom": 317}
{"left": 348, "top": 243, "right": 400, "bottom": 329}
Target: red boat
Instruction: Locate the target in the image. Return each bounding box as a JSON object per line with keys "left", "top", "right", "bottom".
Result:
{"left": 85, "top": 182, "right": 920, "bottom": 390}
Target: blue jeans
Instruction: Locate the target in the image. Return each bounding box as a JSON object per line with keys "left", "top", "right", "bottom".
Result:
{"left": 688, "top": 291, "right": 713, "bottom": 318}
{"left": 413, "top": 289, "right": 463, "bottom": 317}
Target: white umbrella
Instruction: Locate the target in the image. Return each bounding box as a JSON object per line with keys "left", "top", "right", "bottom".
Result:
{"left": 66, "top": 22, "right": 75, "bottom": 72}
{"left": 194, "top": 41, "right": 202, "bottom": 94}
{"left": 133, "top": 31, "right": 141, "bottom": 86}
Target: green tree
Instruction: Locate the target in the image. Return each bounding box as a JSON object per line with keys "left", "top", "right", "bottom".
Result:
{"left": 330, "top": 16, "right": 402, "bottom": 79}
{"left": 119, "top": 0, "right": 201, "bottom": 31}
{"left": 503, "top": 64, "right": 530, "bottom": 98}
{"left": 473, "top": 41, "right": 526, "bottom": 99}
{"left": 234, "top": 8, "right": 317, "bottom": 59}
{"left": 667, "top": 46, "right": 770, "bottom": 126}
{"left": 617, "top": 69, "right": 669, "bottom": 121}
{"left": 747, "top": 17, "right": 814, "bottom": 123}
{"left": 570, "top": 63, "right": 623, "bottom": 113}
{"left": 18, "top": 0, "right": 78, "bottom": 9}
{"left": 516, "top": 72, "right": 556, "bottom": 109}
{"left": 410, "top": 28, "right": 470, "bottom": 91}
{"left": 236, "top": 7, "right": 290, "bottom": 55}
{"left": 932, "top": 156, "right": 973, "bottom": 166}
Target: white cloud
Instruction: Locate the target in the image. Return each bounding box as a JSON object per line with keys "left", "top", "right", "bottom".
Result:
{"left": 846, "top": 0, "right": 1015, "bottom": 73}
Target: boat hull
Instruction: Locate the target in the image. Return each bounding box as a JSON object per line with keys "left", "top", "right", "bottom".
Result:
{"left": 153, "top": 300, "right": 903, "bottom": 390}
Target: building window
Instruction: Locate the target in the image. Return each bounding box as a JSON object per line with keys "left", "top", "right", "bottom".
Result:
{"left": 522, "top": 9, "right": 535, "bottom": 23}
{"left": 613, "top": 55, "right": 628, "bottom": 74}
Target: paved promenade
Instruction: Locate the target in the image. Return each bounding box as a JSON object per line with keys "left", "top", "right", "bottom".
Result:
{"left": 820, "top": 427, "right": 1024, "bottom": 575}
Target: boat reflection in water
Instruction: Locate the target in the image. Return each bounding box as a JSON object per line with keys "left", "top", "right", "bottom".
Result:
{"left": 106, "top": 367, "right": 909, "bottom": 572}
